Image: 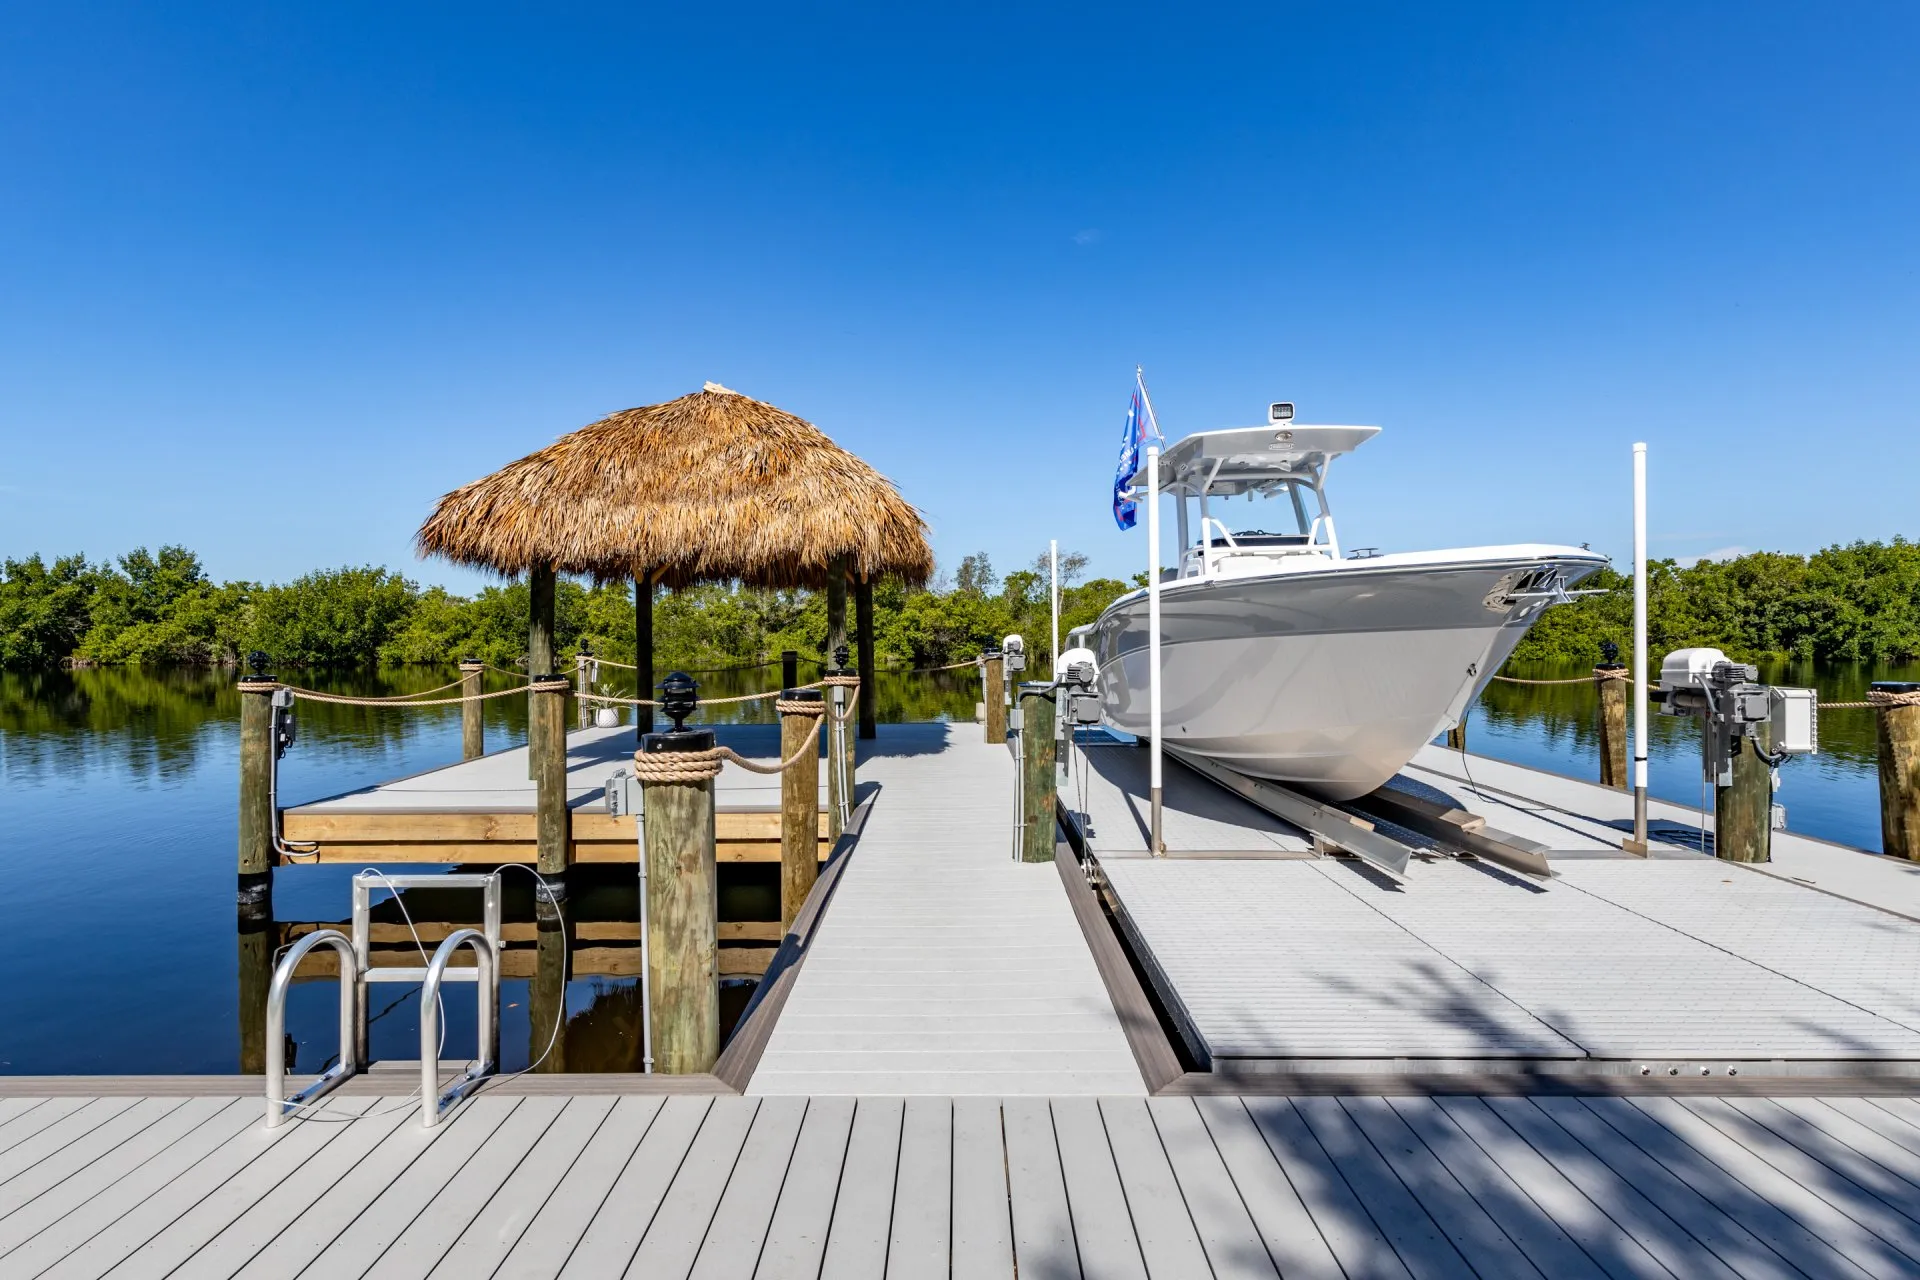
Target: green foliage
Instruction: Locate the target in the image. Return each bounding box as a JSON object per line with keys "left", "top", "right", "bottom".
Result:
{"left": 1509, "top": 538, "right": 1920, "bottom": 665}
{"left": 12, "top": 537, "right": 1914, "bottom": 672}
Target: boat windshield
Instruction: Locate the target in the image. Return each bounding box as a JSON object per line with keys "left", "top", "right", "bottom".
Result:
{"left": 1180, "top": 477, "right": 1339, "bottom": 574}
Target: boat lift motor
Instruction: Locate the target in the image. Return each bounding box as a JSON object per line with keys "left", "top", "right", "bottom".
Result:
{"left": 1656, "top": 647, "right": 1817, "bottom": 787}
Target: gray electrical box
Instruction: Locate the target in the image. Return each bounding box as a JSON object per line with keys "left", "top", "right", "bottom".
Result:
{"left": 1769, "top": 687, "right": 1818, "bottom": 755}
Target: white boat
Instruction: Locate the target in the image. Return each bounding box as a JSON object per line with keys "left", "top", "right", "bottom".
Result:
{"left": 1090, "top": 412, "right": 1607, "bottom": 801}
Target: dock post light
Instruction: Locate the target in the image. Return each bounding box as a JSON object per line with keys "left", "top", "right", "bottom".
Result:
{"left": 659, "top": 671, "right": 698, "bottom": 734}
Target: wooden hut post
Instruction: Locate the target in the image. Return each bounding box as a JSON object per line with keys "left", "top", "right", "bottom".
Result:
{"left": 635, "top": 574, "right": 655, "bottom": 735}
{"left": 984, "top": 647, "right": 1007, "bottom": 744}
{"left": 640, "top": 710, "right": 720, "bottom": 1074}
{"left": 1716, "top": 723, "right": 1773, "bottom": 863}
{"left": 1876, "top": 683, "right": 1920, "bottom": 860}
{"left": 1598, "top": 665, "right": 1629, "bottom": 788}
{"left": 779, "top": 689, "right": 824, "bottom": 929}
{"left": 855, "top": 574, "right": 878, "bottom": 740}
{"left": 459, "top": 658, "right": 485, "bottom": 760}
{"left": 528, "top": 564, "right": 570, "bottom": 896}
{"left": 1018, "top": 683, "right": 1058, "bottom": 862}
{"left": 237, "top": 672, "right": 278, "bottom": 913}
{"left": 826, "top": 554, "right": 849, "bottom": 667}
{"left": 530, "top": 916, "right": 571, "bottom": 1072}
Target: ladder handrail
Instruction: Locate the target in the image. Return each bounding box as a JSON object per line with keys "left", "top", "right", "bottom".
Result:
{"left": 265, "top": 929, "right": 358, "bottom": 1128}
{"left": 418, "top": 928, "right": 500, "bottom": 1128}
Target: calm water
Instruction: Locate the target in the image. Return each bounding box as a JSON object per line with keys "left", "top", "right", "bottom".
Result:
{"left": 0, "top": 659, "right": 1903, "bottom": 1074}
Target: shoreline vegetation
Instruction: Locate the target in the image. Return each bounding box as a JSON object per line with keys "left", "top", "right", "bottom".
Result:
{"left": 3, "top": 539, "right": 1917, "bottom": 674}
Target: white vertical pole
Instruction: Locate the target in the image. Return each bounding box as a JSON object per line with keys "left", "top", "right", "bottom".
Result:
{"left": 1147, "top": 443, "right": 1164, "bottom": 855}
{"left": 1631, "top": 441, "right": 1650, "bottom": 852}
{"left": 1049, "top": 539, "right": 1060, "bottom": 673}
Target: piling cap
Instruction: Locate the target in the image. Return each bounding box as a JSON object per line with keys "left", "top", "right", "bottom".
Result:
{"left": 642, "top": 728, "right": 715, "bottom": 752}
{"left": 780, "top": 687, "right": 824, "bottom": 702}
{"left": 1872, "top": 682, "right": 1920, "bottom": 694}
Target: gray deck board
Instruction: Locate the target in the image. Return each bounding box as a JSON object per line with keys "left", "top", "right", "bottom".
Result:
{"left": 688, "top": 1098, "right": 805, "bottom": 1280}
{"left": 233, "top": 1100, "right": 468, "bottom": 1279}
{"left": 748, "top": 727, "right": 1143, "bottom": 1096}
{"left": 180, "top": 1100, "right": 417, "bottom": 1279}
{"left": 426, "top": 1095, "right": 617, "bottom": 1280}
{"left": 819, "top": 1096, "right": 903, "bottom": 1280}
{"left": 753, "top": 1097, "right": 853, "bottom": 1280}
{"left": 366, "top": 1095, "right": 569, "bottom": 1278}
{"left": 292, "top": 1097, "right": 519, "bottom": 1279}
{"left": 493, "top": 1096, "right": 663, "bottom": 1280}
{"left": 0, "top": 1097, "right": 184, "bottom": 1220}
{"left": 1752, "top": 1097, "right": 1920, "bottom": 1209}
{"left": 1381, "top": 1096, "right": 1610, "bottom": 1280}
{"left": 1239, "top": 1096, "right": 1414, "bottom": 1280}
{"left": 3, "top": 1091, "right": 1919, "bottom": 1277}
{"left": 886, "top": 1097, "right": 952, "bottom": 1277}
{"left": 1338, "top": 1095, "right": 1547, "bottom": 1278}
{"left": 1535, "top": 1096, "right": 1808, "bottom": 1280}
{"left": 1099, "top": 1098, "right": 1213, "bottom": 1279}
{"left": 0, "top": 1098, "right": 259, "bottom": 1279}
{"left": 50, "top": 1096, "right": 376, "bottom": 1280}
{"left": 1633, "top": 1097, "right": 1916, "bottom": 1278}
{"left": 0, "top": 1097, "right": 110, "bottom": 1167}
{"left": 1148, "top": 1096, "right": 1280, "bottom": 1278}
{"left": 626, "top": 1097, "right": 759, "bottom": 1279}
{"left": 1002, "top": 1098, "right": 1079, "bottom": 1279}
{"left": 557, "top": 1096, "right": 712, "bottom": 1277}
{"left": 1292, "top": 1096, "right": 1472, "bottom": 1280}
{"left": 0, "top": 1097, "right": 245, "bottom": 1259}
{"left": 1479, "top": 1097, "right": 1746, "bottom": 1280}
{"left": 1050, "top": 1098, "right": 1146, "bottom": 1280}
{"left": 1427, "top": 1097, "right": 1673, "bottom": 1280}
{"left": 1192, "top": 1096, "right": 1344, "bottom": 1279}
{"left": 949, "top": 1098, "right": 1014, "bottom": 1280}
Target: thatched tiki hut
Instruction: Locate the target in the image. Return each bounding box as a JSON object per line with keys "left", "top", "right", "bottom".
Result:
{"left": 416, "top": 383, "right": 933, "bottom": 882}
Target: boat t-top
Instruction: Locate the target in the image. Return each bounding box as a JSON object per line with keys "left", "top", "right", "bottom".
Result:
{"left": 1088, "top": 404, "right": 1606, "bottom": 801}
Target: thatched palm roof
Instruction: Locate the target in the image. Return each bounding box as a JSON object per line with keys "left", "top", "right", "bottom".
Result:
{"left": 416, "top": 384, "right": 934, "bottom": 590}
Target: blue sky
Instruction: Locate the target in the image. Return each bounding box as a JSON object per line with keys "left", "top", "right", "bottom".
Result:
{"left": 2, "top": 3, "right": 1914, "bottom": 591}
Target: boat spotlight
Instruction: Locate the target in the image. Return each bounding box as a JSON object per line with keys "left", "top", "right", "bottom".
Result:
{"left": 1269, "top": 402, "right": 1294, "bottom": 423}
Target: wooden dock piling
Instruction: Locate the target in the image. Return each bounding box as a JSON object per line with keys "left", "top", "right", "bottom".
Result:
{"left": 458, "top": 658, "right": 485, "bottom": 760}
{"left": 575, "top": 649, "right": 593, "bottom": 730}
{"left": 530, "top": 916, "right": 570, "bottom": 1072}
{"left": 236, "top": 673, "right": 277, "bottom": 911}
{"left": 1445, "top": 721, "right": 1466, "bottom": 751}
{"left": 1018, "top": 682, "right": 1057, "bottom": 862}
{"left": 984, "top": 647, "right": 1006, "bottom": 744}
{"left": 237, "top": 915, "right": 271, "bottom": 1074}
{"left": 638, "top": 725, "right": 720, "bottom": 1074}
{"left": 1876, "top": 683, "right": 1920, "bottom": 860}
{"left": 1717, "top": 722, "right": 1773, "bottom": 862}
{"left": 779, "top": 689, "right": 824, "bottom": 928}
{"left": 1598, "top": 664, "right": 1629, "bottom": 788}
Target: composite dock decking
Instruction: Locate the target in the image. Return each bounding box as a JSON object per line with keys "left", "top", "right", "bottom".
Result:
{"left": 746, "top": 723, "right": 1145, "bottom": 1096}
{"left": 10, "top": 1088, "right": 1920, "bottom": 1278}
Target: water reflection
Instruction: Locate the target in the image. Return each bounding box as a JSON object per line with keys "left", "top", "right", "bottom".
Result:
{"left": 0, "top": 659, "right": 1899, "bottom": 1074}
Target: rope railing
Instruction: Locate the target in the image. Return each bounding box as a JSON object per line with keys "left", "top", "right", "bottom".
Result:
{"left": 1484, "top": 665, "right": 1913, "bottom": 711}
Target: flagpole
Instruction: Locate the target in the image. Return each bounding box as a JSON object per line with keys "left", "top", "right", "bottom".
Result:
{"left": 1049, "top": 539, "right": 1060, "bottom": 672}
{"left": 1147, "top": 440, "right": 1164, "bottom": 856}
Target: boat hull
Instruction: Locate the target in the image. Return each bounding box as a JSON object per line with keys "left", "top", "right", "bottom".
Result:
{"left": 1091, "top": 552, "right": 1604, "bottom": 801}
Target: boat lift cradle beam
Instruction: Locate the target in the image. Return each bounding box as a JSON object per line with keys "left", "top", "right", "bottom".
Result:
{"left": 1165, "top": 745, "right": 1415, "bottom": 881}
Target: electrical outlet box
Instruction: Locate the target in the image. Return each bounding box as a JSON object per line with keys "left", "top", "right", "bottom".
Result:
{"left": 1769, "top": 687, "right": 1818, "bottom": 755}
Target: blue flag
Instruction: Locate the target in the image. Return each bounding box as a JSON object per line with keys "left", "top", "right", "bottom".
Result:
{"left": 1112, "top": 380, "right": 1156, "bottom": 530}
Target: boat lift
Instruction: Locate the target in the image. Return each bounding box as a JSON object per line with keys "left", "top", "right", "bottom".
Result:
{"left": 264, "top": 871, "right": 502, "bottom": 1129}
